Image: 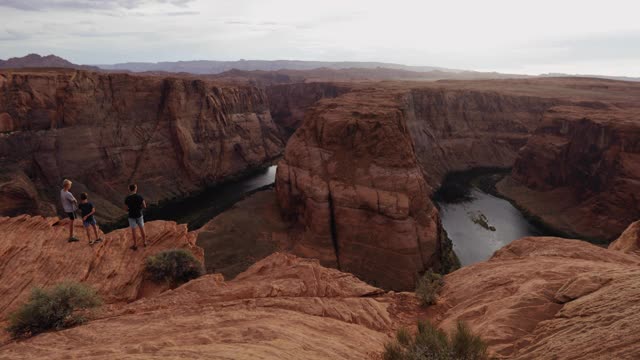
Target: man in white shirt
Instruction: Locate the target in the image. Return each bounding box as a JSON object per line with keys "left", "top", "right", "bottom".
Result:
{"left": 60, "top": 179, "right": 79, "bottom": 242}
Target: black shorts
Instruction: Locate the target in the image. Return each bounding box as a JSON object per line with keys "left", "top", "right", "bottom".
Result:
{"left": 66, "top": 212, "right": 76, "bottom": 220}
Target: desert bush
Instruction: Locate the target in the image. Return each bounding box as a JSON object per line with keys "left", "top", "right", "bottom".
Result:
{"left": 416, "top": 270, "right": 444, "bottom": 306}
{"left": 383, "top": 320, "right": 490, "bottom": 360}
{"left": 6, "top": 282, "right": 102, "bottom": 339}
{"left": 145, "top": 249, "right": 204, "bottom": 286}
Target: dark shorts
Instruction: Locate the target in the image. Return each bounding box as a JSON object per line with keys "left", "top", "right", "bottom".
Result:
{"left": 66, "top": 212, "right": 76, "bottom": 220}
{"left": 83, "top": 217, "right": 96, "bottom": 227}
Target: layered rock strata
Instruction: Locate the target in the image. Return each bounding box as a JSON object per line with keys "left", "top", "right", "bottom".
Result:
{"left": 430, "top": 221, "right": 640, "bottom": 359}
{"left": 0, "top": 252, "right": 418, "bottom": 359}
{"left": 0, "top": 215, "right": 203, "bottom": 320}
{"left": 276, "top": 78, "right": 640, "bottom": 289}
{"left": 498, "top": 105, "right": 640, "bottom": 241}
{"left": 0, "top": 69, "right": 283, "bottom": 222}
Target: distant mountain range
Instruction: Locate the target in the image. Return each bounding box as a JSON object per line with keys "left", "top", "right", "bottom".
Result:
{"left": 212, "top": 68, "right": 530, "bottom": 85}
{"left": 1, "top": 54, "right": 638, "bottom": 82}
{"left": 0, "top": 54, "right": 99, "bottom": 71}
{"left": 96, "top": 59, "right": 459, "bottom": 74}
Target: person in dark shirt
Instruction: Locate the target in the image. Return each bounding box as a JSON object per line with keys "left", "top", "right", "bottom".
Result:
{"left": 79, "top": 192, "right": 102, "bottom": 245}
{"left": 125, "top": 184, "right": 147, "bottom": 250}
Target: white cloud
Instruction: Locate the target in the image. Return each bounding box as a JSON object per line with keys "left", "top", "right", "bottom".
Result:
{"left": 0, "top": 0, "right": 639, "bottom": 76}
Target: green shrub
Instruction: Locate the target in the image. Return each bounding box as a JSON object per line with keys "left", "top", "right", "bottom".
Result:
{"left": 416, "top": 270, "right": 444, "bottom": 306}
{"left": 383, "top": 320, "right": 490, "bottom": 360}
{"left": 6, "top": 282, "right": 102, "bottom": 339}
{"left": 145, "top": 249, "right": 204, "bottom": 286}
{"left": 450, "top": 322, "right": 489, "bottom": 360}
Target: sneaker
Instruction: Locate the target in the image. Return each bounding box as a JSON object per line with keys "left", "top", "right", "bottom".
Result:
{"left": 94, "top": 238, "right": 103, "bottom": 244}
{"left": 68, "top": 237, "right": 79, "bottom": 243}
{"left": 89, "top": 240, "right": 95, "bottom": 245}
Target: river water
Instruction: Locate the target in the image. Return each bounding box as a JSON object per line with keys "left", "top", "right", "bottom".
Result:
{"left": 115, "top": 164, "right": 540, "bottom": 267}
{"left": 435, "top": 173, "right": 546, "bottom": 266}
{"left": 116, "top": 165, "right": 278, "bottom": 231}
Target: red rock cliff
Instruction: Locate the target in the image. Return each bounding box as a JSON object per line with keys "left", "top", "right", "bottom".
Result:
{"left": 276, "top": 78, "right": 640, "bottom": 290}
{"left": 0, "top": 215, "right": 203, "bottom": 321}
{"left": 0, "top": 69, "right": 283, "bottom": 222}
{"left": 404, "top": 87, "right": 560, "bottom": 187}
{"left": 276, "top": 82, "right": 568, "bottom": 290}
{"left": 429, "top": 222, "right": 640, "bottom": 359}
{"left": 266, "top": 82, "right": 350, "bottom": 138}
{"left": 276, "top": 87, "right": 448, "bottom": 290}
{"left": 498, "top": 105, "right": 640, "bottom": 241}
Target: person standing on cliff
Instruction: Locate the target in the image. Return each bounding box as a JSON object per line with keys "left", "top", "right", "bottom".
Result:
{"left": 60, "top": 179, "right": 79, "bottom": 243}
{"left": 125, "top": 184, "right": 147, "bottom": 250}
{"left": 79, "top": 192, "right": 102, "bottom": 245}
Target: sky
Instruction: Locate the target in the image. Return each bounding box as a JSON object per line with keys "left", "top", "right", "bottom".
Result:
{"left": 0, "top": 0, "right": 639, "bottom": 76}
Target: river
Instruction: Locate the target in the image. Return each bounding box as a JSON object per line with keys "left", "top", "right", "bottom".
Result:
{"left": 104, "top": 165, "right": 278, "bottom": 232}
{"left": 435, "top": 171, "right": 546, "bottom": 266}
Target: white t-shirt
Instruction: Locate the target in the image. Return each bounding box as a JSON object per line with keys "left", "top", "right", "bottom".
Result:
{"left": 60, "top": 189, "right": 77, "bottom": 213}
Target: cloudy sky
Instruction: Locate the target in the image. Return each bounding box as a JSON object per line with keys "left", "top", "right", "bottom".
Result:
{"left": 0, "top": 0, "right": 639, "bottom": 76}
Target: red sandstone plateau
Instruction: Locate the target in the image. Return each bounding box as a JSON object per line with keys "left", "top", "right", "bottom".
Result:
{"left": 0, "top": 215, "right": 203, "bottom": 322}
{"left": 0, "top": 216, "right": 419, "bottom": 359}
{"left": 429, "top": 221, "right": 640, "bottom": 359}
{"left": 1, "top": 216, "right": 640, "bottom": 358}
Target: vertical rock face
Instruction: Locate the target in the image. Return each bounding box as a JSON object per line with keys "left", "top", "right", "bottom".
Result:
{"left": 276, "top": 88, "right": 445, "bottom": 290}
{"left": 404, "top": 88, "right": 560, "bottom": 187}
{"left": 0, "top": 69, "right": 283, "bottom": 222}
{"left": 498, "top": 105, "right": 640, "bottom": 240}
{"left": 275, "top": 83, "right": 566, "bottom": 290}
{"left": 266, "top": 82, "right": 350, "bottom": 138}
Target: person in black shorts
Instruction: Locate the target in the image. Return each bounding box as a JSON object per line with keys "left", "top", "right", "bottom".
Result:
{"left": 124, "top": 184, "right": 147, "bottom": 250}
{"left": 79, "top": 192, "right": 102, "bottom": 245}
{"left": 60, "top": 179, "right": 79, "bottom": 242}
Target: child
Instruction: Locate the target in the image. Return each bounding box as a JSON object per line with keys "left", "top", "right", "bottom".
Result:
{"left": 60, "top": 179, "right": 79, "bottom": 242}
{"left": 79, "top": 193, "right": 103, "bottom": 245}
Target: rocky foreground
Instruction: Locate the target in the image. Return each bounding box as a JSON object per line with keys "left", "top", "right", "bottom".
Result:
{"left": 0, "top": 216, "right": 639, "bottom": 359}
{"left": 0, "top": 216, "right": 419, "bottom": 359}
{"left": 431, "top": 221, "right": 640, "bottom": 359}
{"left": 0, "top": 215, "right": 203, "bottom": 321}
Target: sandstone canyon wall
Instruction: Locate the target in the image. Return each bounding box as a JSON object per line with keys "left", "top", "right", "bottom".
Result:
{"left": 276, "top": 78, "right": 640, "bottom": 292}
{"left": 0, "top": 69, "right": 283, "bottom": 223}
{"left": 266, "top": 82, "right": 350, "bottom": 138}
{"left": 498, "top": 105, "right": 640, "bottom": 241}
{"left": 276, "top": 88, "right": 452, "bottom": 290}
{"left": 403, "top": 87, "right": 560, "bottom": 187}
{"left": 275, "top": 80, "right": 591, "bottom": 290}
{"left": 430, "top": 222, "right": 640, "bottom": 359}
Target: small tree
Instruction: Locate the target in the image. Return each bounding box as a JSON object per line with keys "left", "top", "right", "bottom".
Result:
{"left": 7, "top": 282, "right": 102, "bottom": 339}
{"left": 383, "top": 320, "right": 490, "bottom": 360}
{"left": 416, "top": 270, "right": 444, "bottom": 306}
{"left": 145, "top": 249, "right": 204, "bottom": 287}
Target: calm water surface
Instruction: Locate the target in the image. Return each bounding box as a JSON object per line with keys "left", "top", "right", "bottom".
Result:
{"left": 131, "top": 165, "right": 277, "bottom": 230}
{"left": 437, "top": 187, "right": 544, "bottom": 266}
